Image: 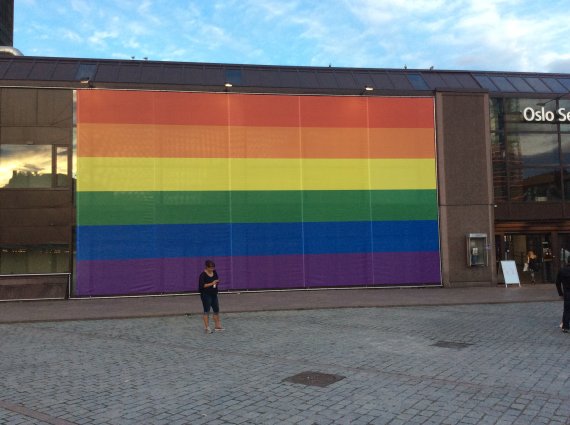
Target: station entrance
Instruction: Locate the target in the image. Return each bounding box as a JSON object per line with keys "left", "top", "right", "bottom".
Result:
{"left": 496, "top": 231, "right": 570, "bottom": 284}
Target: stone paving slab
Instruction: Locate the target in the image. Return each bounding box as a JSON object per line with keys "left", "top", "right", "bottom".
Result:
{"left": 0, "top": 284, "right": 561, "bottom": 324}
{"left": 1, "top": 301, "right": 570, "bottom": 424}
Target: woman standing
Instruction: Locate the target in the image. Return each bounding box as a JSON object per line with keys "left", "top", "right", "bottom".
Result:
{"left": 198, "top": 260, "right": 224, "bottom": 333}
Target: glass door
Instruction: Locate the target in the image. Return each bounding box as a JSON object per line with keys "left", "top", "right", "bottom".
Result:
{"left": 504, "top": 233, "right": 551, "bottom": 283}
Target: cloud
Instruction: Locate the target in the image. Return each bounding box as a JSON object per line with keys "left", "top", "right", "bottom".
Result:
{"left": 13, "top": 0, "right": 570, "bottom": 72}
{"left": 88, "top": 30, "right": 118, "bottom": 47}
{"left": 70, "top": 0, "right": 92, "bottom": 15}
{"left": 546, "top": 58, "right": 570, "bottom": 74}
{"left": 62, "top": 30, "right": 82, "bottom": 43}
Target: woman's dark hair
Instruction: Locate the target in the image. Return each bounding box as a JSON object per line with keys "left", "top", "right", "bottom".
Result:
{"left": 205, "top": 260, "right": 216, "bottom": 268}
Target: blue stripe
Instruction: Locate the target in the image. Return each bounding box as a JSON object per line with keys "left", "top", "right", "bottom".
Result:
{"left": 77, "top": 221, "right": 439, "bottom": 261}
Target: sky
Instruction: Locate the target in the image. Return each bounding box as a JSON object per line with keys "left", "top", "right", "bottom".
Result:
{"left": 13, "top": 0, "right": 570, "bottom": 73}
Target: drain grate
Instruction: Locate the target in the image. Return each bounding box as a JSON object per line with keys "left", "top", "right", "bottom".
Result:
{"left": 283, "top": 371, "right": 345, "bottom": 387}
{"left": 432, "top": 340, "right": 473, "bottom": 350}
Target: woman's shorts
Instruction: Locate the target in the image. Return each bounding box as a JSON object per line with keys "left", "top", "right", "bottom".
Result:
{"left": 200, "top": 293, "right": 219, "bottom": 314}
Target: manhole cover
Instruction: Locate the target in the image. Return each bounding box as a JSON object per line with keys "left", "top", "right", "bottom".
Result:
{"left": 432, "top": 340, "right": 473, "bottom": 350}
{"left": 283, "top": 371, "right": 345, "bottom": 387}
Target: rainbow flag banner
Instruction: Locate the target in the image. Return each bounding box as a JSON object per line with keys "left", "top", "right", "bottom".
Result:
{"left": 76, "top": 90, "right": 440, "bottom": 296}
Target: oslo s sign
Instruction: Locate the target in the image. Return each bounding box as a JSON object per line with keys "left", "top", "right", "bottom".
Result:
{"left": 523, "top": 106, "right": 570, "bottom": 122}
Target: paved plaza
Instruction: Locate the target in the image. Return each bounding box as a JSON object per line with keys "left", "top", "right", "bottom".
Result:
{"left": 1, "top": 298, "right": 570, "bottom": 424}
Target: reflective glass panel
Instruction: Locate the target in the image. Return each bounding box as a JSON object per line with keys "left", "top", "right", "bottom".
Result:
{"left": 542, "top": 78, "right": 566, "bottom": 92}
{"left": 490, "top": 98, "right": 504, "bottom": 132}
{"left": 560, "top": 99, "right": 570, "bottom": 132}
{"left": 407, "top": 74, "right": 430, "bottom": 90}
{"left": 565, "top": 169, "right": 570, "bottom": 201}
{"left": 509, "top": 167, "right": 561, "bottom": 202}
{"left": 0, "top": 245, "right": 70, "bottom": 274}
{"left": 524, "top": 78, "right": 551, "bottom": 93}
{"left": 474, "top": 75, "right": 497, "bottom": 91}
{"left": 561, "top": 134, "right": 570, "bottom": 164}
{"left": 508, "top": 77, "right": 533, "bottom": 92}
{"left": 56, "top": 146, "right": 69, "bottom": 187}
{"left": 504, "top": 98, "right": 557, "bottom": 131}
{"left": 0, "top": 144, "right": 52, "bottom": 188}
{"left": 507, "top": 133, "right": 559, "bottom": 166}
{"left": 560, "top": 79, "right": 570, "bottom": 90}
{"left": 492, "top": 133, "right": 507, "bottom": 201}
{"left": 490, "top": 76, "right": 516, "bottom": 92}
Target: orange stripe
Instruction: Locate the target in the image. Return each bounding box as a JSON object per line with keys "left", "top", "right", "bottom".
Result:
{"left": 78, "top": 123, "right": 434, "bottom": 158}
{"left": 369, "top": 128, "right": 435, "bottom": 158}
{"left": 78, "top": 90, "right": 434, "bottom": 128}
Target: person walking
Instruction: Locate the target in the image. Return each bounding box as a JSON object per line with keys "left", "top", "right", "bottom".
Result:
{"left": 555, "top": 259, "right": 570, "bottom": 333}
{"left": 198, "top": 260, "right": 224, "bottom": 333}
{"left": 527, "top": 250, "right": 538, "bottom": 283}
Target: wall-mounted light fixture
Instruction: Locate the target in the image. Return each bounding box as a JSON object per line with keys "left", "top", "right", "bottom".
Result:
{"left": 80, "top": 78, "right": 93, "bottom": 88}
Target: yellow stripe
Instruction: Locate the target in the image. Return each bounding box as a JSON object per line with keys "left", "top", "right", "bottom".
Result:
{"left": 77, "top": 157, "right": 436, "bottom": 191}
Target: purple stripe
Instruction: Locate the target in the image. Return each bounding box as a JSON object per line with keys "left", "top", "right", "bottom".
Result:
{"left": 76, "top": 252, "right": 441, "bottom": 296}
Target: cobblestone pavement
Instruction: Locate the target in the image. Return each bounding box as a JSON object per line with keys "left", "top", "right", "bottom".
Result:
{"left": 1, "top": 302, "right": 570, "bottom": 425}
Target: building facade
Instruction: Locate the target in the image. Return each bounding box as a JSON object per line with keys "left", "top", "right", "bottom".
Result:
{"left": 0, "top": 0, "right": 14, "bottom": 47}
{"left": 1, "top": 55, "right": 567, "bottom": 299}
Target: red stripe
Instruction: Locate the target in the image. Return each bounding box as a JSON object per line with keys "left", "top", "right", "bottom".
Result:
{"left": 77, "top": 90, "right": 434, "bottom": 128}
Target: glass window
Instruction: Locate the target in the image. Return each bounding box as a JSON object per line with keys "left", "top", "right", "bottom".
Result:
{"left": 507, "top": 133, "right": 559, "bottom": 166}
{"left": 560, "top": 99, "right": 570, "bottom": 132}
{"left": 0, "top": 244, "right": 70, "bottom": 274}
{"left": 504, "top": 98, "right": 557, "bottom": 131}
{"left": 491, "top": 132, "right": 506, "bottom": 161}
{"left": 565, "top": 169, "right": 570, "bottom": 201}
{"left": 508, "top": 77, "right": 533, "bottom": 92}
{"left": 0, "top": 144, "right": 71, "bottom": 189}
{"left": 0, "top": 144, "right": 52, "bottom": 188}
{"left": 407, "top": 74, "right": 430, "bottom": 90}
{"left": 225, "top": 69, "right": 242, "bottom": 85}
{"left": 490, "top": 76, "right": 516, "bottom": 92}
{"left": 559, "top": 78, "right": 570, "bottom": 91}
{"left": 56, "top": 146, "right": 69, "bottom": 187}
{"left": 75, "top": 64, "right": 97, "bottom": 82}
{"left": 492, "top": 133, "right": 507, "bottom": 201}
{"left": 474, "top": 75, "right": 498, "bottom": 91}
{"left": 542, "top": 78, "right": 567, "bottom": 93}
{"left": 524, "top": 78, "right": 552, "bottom": 93}
{"left": 509, "top": 167, "right": 561, "bottom": 202}
{"left": 490, "top": 98, "right": 504, "bottom": 132}
{"left": 561, "top": 134, "right": 570, "bottom": 164}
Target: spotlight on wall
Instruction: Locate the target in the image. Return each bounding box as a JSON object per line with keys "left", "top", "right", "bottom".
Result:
{"left": 80, "top": 78, "right": 93, "bottom": 88}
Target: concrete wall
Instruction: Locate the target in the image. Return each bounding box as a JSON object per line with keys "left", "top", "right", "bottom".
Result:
{"left": 436, "top": 91, "right": 497, "bottom": 286}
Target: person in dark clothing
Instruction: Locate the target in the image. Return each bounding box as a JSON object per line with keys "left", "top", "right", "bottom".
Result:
{"left": 526, "top": 250, "right": 538, "bottom": 283}
{"left": 198, "top": 260, "right": 224, "bottom": 333}
{"left": 555, "top": 260, "right": 570, "bottom": 333}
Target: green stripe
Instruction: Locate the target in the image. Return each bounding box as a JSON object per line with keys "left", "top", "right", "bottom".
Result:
{"left": 77, "top": 190, "right": 438, "bottom": 225}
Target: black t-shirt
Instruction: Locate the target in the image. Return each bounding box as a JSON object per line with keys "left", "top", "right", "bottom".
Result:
{"left": 528, "top": 257, "right": 538, "bottom": 271}
{"left": 199, "top": 270, "right": 219, "bottom": 295}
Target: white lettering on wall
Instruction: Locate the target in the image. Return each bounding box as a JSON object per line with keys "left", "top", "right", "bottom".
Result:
{"left": 522, "top": 106, "right": 570, "bottom": 122}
